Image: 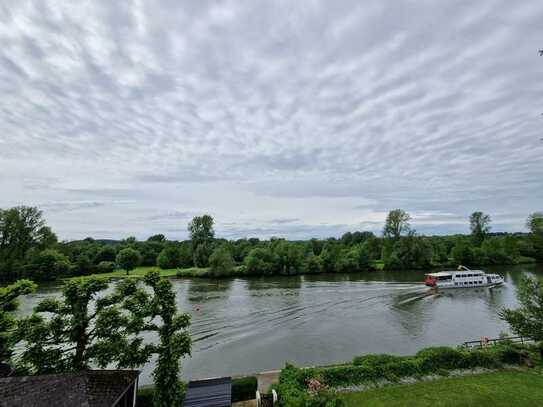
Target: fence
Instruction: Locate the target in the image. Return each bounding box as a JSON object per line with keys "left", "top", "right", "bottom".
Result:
{"left": 463, "top": 336, "right": 534, "bottom": 349}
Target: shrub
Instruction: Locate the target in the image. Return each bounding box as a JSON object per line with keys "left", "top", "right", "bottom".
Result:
{"left": 493, "top": 343, "right": 531, "bottom": 365}
{"left": 464, "top": 348, "right": 501, "bottom": 369}
{"left": 416, "top": 347, "right": 467, "bottom": 372}
{"left": 352, "top": 354, "right": 420, "bottom": 379}
{"left": 231, "top": 376, "right": 257, "bottom": 402}
{"left": 96, "top": 261, "right": 115, "bottom": 273}
{"left": 353, "top": 353, "right": 403, "bottom": 367}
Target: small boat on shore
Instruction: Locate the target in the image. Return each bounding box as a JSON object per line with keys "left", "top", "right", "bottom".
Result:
{"left": 424, "top": 265, "right": 504, "bottom": 289}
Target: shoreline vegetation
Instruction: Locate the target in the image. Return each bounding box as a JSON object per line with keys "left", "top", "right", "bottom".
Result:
{"left": 1, "top": 207, "right": 542, "bottom": 284}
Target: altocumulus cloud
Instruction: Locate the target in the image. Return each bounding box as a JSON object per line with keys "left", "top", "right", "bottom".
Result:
{"left": 1, "top": 0, "right": 542, "bottom": 240}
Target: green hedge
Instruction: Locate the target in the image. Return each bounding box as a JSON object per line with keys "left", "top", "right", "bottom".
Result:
{"left": 276, "top": 344, "right": 535, "bottom": 406}
{"left": 232, "top": 376, "right": 257, "bottom": 402}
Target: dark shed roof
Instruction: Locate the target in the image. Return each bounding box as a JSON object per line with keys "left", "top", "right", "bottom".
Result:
{"left": 0, "top": 369, "right": 139, "bottom": 407}
{"left": 184, "top": 377, "right": 232, "bottom": 407}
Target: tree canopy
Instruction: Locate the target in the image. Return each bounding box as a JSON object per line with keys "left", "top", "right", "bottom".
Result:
{"left": 470, "top": 211, "right": 491, "bottom": 246}
{"left": 15, "top": 277, "right": 154, "bottom": 373}
{"left": 500, "top": 276, "right": 543, "bottom": 341}
{"left": 383, "top": 209, "right": 411, "bottom": 240}
{"left": 0, "top": 279, "right": 36, "bottom": 362}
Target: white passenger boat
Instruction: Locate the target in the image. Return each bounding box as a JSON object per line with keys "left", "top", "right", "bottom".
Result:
{"left": 424, "top": 265, "right": 504, "bottom": 288}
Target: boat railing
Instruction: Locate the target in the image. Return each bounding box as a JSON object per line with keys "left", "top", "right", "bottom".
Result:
{"left": 462, "top": 336, "right": 534, "bottom": 348}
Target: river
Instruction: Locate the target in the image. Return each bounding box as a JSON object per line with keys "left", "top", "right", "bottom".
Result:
{"left": 17, "top": 264, "right": 542, "bottom": 385}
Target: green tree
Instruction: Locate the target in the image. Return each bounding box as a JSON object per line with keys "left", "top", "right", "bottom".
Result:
{"left": 0, "top": 279, "right": 36, "bottom": 362}
{"left": 157, "top": 245, "right": 181, "bottom": 269}
{"left": 147, "top": 234, "right": 166, "bottom": 242}
{"left": 274, "top": 241, "right": 306, "bottom": 275}
{"left": 451, "top": 238, "right": 474, "bottom": 266}
{"left": 245, "top": 247, "right": 278, "bottom": 275}
{"left": 500, "top": 276, "right": 543, "bottom": 340}
{"left": 193, "top": 243, "right": 212, "bottom": 268}
{"left": 526, "top": 212, "right": 543, "bottom": 261}
{"left": 188, "top": 215, "right": 215, "bottom": 247}
{"left": 116, "top": 248, "right": 142, "bottom": 275}
{"left": 94, "top": 246, "right": 117, "bottom": 264}
{"left": 384, "top": 234, "right": 433, "bottom": 270}
{"left": 209, "top": 247, "right": 235, "bottom": 277}
{"left": 383, "top": 209, "right": 411, "bottom": 240}
{"left": 121, "top": 271, "right": 191, "bottom": 407}
{"left": 470, "top": 211, "right": 491, "bottom": 246}
{"left": 320, "top": 242, "right": 340, "bottom": 272}
{"left": 0, "top": 206, "right": 50, "bottom": 280}
{"left": 526, "top": 212, "right": 543, "bottom": 236}
{"left": 24, "top": 249, "right": 71, "bottom": 281}
{"left": 15, "top": 278, "right": 153, "bottom": 373}
{"left": 305, "top": 253, "right": 323, "bottom": 274}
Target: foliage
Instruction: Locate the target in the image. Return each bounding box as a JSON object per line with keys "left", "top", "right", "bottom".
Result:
{"left": 1, "top": 205, "right": 540, "bottom": 283}
{"left": 209, "top": 246, "right": 235, "bottom": 277}
{"left": 231, "top": 376, "right": 258, "bottom": 402}
{"left": 500, "top": 276, "right": 543, "bottom": 340}
{"left": 451, "top": 238, "right": 474, "bottom": 266}
{"left": 156, "top": 245, "right": 181, "bottom": 269}
{"left": 188, "top": 215, "right": 215, "bottom": 247}
{"left": 24, "top": 249, "right": 71, "bottom": 281}
{"left": 193, "top": 243, "right": 212, "bottom": 268}
{"left": 14, "top": 277, "right": 153, "bottom": 373}
{"left": 283, "top": 344, "right": 532, "bottom": 394}
{"left": 383, "top": 209, "right": 411, "bottom": 240}
{"left": 94, "top": 245, "right": 117, "bottom": 264}
{"left": 120, "top": 271, "right": 191, "bottom": 407}
{"left": 245, "top": 247, "right": 279, "bottom": 275}
{"left": 0, "top": 206, "right": 56, "bottom": 281}
{"left": 96, "top": 261, "right": 116, "bottom": 273}
{"left": 470, "top": 211, "right": 491, "bottom": 246}
{"left": 384, "top": 234, "right": 433, "bottom": 270}
{"left": 273, "top": 241, "right": 306, "bottom": 275}
{"left": 0, "top": 279, "right": 36, "bottom": 362}
{"left": 116, "top": 248, "right": 142, "bottom": 275}
{"left": 526, "top": 212, "right": 543, "bottom": 236}
{"left": 526, "top": 212, "right": 543, "bottom": 261}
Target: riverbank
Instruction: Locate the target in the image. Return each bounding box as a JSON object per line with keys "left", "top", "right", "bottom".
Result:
{"left": 341, "top": 369, "right": 543, "bottom": 406}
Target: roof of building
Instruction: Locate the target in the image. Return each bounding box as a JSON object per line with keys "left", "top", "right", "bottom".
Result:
{"left": 184, "top": 377, "right": 232, "bottom": 407}
{"left": 0, "top": 369, "right": 139, "bottom": 407}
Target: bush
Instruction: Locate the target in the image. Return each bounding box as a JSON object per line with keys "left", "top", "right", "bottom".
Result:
{"left": 416, "top": 346, "right": 467, "bottom": 372}
{"left": 231, "top": 376, "right": 257, "bottom": 402}
{"left": 96, "top": 261, "right": 115, "bottom": 273}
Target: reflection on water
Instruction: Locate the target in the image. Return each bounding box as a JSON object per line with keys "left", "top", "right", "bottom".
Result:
{"left": 17, "top": 264, "right": 542, "bottom": 385}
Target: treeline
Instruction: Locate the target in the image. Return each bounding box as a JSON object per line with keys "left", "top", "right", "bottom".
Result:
{"left": 1, "top": 206, "right": 542, "bottom": 282}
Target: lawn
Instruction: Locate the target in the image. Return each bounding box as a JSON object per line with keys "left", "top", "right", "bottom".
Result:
{"left": 66, "top": 266, "right": 209, "bottom": 281}
{"left": 341, "top": 369, "right": 543, "bottom": 407}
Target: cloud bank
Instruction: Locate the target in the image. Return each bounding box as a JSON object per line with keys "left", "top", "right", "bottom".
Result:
{"left": 1, "top": 0, "right": 542, "bottom": 240}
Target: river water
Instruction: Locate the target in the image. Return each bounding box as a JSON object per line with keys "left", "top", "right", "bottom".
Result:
{"left": 17, "top": 264, "right": 542, "bottom": 385}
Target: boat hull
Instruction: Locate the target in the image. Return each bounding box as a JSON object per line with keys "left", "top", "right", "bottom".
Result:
{"left": 431, "top": 281, "right": 504, "bottom": 289}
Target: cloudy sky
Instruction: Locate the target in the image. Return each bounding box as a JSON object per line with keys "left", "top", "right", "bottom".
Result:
{"left": 1, "top": 1, "right": 542, "bottom": 241}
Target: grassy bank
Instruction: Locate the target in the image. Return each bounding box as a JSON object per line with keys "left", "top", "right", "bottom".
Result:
{"left": 341, "top": 369, "right": 543, "bottom": 407}
{"left": 65, "top": 265, "right": 251, "bottom": 281}
{"left": 66, "top": 266, "right": 206, "bottom": 281}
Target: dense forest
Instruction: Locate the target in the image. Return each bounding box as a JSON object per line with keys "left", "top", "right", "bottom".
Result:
{"left": 0, "top": 206, "right": 542, "bottom": 282}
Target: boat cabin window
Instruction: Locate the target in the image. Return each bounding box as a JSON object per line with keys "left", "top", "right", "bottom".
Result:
{"left": 437, "top": 275, "right": 452, "bottom": 281}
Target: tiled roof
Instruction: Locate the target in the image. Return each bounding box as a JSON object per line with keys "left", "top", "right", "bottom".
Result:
{"left": 0, "top": 369, "right": 139, "bottom": 407}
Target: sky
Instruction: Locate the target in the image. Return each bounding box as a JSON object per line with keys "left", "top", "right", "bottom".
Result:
{"left": 1, "top": 0, "right": 542, "bottom": 241}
